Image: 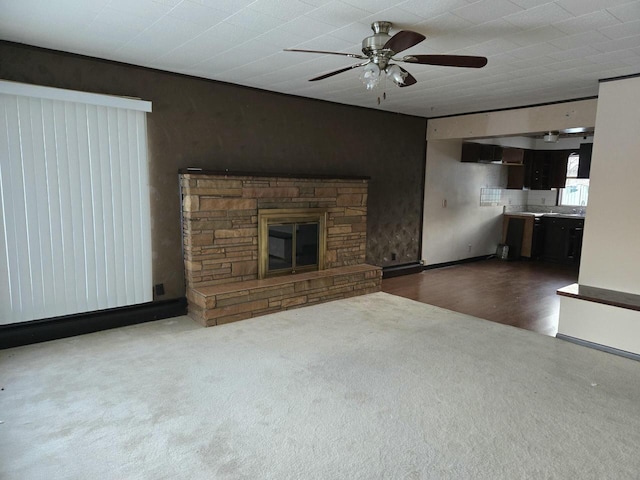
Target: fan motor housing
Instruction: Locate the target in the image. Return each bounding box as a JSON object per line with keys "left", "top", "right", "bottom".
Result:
{"left": 362, "top": 22, "right": 394, "bottom": 68}
{"left": 362, "top": 34, "right": 391, "bottom": 54}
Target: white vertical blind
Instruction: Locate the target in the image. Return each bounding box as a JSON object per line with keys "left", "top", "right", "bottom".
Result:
{"left": 0, "top": 83, "right": 152, "bottom": 325}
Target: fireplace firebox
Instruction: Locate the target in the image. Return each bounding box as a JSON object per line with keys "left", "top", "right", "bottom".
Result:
{"left": 258, "top": 208, "right": 326, "bottom": 279}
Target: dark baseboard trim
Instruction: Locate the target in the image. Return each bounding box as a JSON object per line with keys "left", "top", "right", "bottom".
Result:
{"left": 382, "top": 262, "right": 423, "bottom": 279}
{"left": 0, "top": 298, "right": 188, "bottom": 350}
{"left": 556, "top": 334, "right": 640, "bottom": 362}
{"left": 423, "top": 255, "right": 494, "bottom": 271}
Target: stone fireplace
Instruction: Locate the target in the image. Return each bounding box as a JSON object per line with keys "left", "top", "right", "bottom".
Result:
{"left": 180, "top": 170, "right": 382, "bottom": 326}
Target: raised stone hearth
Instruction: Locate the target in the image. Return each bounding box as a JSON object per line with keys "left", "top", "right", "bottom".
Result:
{"left": 180, "top": 170, "right": 382, "bottom": 326}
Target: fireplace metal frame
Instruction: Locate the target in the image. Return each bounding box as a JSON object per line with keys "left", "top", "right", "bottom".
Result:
{"left": 258, "top": 208, "right": 327, "bottom": 279}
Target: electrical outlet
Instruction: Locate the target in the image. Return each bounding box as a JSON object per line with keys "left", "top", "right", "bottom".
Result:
{"left": 541, "top": 197, "right": 546, "bottom": 205}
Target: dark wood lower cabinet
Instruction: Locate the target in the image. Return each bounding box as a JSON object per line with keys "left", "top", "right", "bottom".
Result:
{"left": 541, "top": 217, "right": 584, "bottom": 264}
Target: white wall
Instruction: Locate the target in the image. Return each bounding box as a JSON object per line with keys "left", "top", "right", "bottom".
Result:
{"left": 427, "top": 99, "right": 597, "bottom": 140}
{"left": 557, "top": 76, "right": 640, "bottom": 355}
{"left": 559, "top": 297, "right": 640, "bottom": 354}
{"left": 578, "top": 77, "right": 640, "bottom": 294}
{"left": 422, "top": 140, "right": 504, "bottom": 265}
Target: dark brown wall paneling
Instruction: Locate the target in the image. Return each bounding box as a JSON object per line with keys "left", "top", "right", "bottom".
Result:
{"left": 0, "top": 41, "right": 426, "bottom": 299}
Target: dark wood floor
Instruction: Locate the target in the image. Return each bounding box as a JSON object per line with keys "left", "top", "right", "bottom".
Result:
{"left": 382, "top": 259, "right": 578, "bottom": 336}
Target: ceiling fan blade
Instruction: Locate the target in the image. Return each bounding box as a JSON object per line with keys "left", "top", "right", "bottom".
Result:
{"left": 383, "top": 30, "right": 426, "bottom": 54}
{"left": 309, "top": 63, "right": 366, "bottom": 82}
{"left": 284, "top": 48, "right": 367, "bottom": 59}
{"left": 402, "top": 54, "right": 488, "bottom": 68}
{"left": 397, "top": 66, "right": 417, "bottom": 87}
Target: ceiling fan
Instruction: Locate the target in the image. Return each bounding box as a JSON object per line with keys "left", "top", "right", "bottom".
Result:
{"left": 284, "top": 21, "right": 488, "bottom": 90}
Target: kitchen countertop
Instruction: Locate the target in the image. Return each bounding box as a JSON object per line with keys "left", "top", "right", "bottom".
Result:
{"left": 506, "top": 212, "right": 585, "bottom": 219}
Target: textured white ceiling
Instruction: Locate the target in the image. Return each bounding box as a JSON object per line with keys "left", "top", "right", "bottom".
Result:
{"left": 2, "top": 0, "right": 640, "bottom": 117}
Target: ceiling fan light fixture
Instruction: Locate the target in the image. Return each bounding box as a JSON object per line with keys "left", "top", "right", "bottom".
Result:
{"left": 285, "top": 21, "right": 487, "bottom": 95}
{"left": 386, "top": 64, "right": 407, "bottom": 85}
{"left": 361, "top": 62, "right": 380, "bottom": 90}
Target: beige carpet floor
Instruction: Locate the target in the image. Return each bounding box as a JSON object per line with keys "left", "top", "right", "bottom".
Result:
{"left": 1, "top": 292, "right": 639, "bottom": 479}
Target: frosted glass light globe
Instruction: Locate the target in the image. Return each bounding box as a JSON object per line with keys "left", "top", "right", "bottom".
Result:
{"left": 361, "top": 63, "right": 381, "bottom": 90}
{"left": 386, "top": 64, "right": 407, "bottom": 85}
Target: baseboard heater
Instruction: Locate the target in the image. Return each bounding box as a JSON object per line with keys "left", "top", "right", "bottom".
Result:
{"left": 382, "top": 262, "right": 423, "bottom": 279}
{"left": 0, "top": 297, "right": 187, "bottom": 349}
{"left": 423, "top": 255, "right": 494, "bottom": 271}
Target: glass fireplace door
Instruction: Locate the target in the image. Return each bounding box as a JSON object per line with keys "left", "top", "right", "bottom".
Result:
{"left": 267, "top": 222, "right": 319, "bottom": 275}
{"left": 258, "top": 209, "right": 326, "bottom": 279}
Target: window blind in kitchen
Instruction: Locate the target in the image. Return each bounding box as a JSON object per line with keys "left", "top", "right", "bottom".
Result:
{"left": 0, "top": 80, "right": 153, "bottom": 324}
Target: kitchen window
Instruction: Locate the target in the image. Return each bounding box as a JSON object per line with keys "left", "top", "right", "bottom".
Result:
{"left": 559, "top": 153, "right": 589, "bottom": 206}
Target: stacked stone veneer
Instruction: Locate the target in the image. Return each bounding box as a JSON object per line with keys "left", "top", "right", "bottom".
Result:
{"left": 180, "top": 172, "right": 382, "bottom": 326}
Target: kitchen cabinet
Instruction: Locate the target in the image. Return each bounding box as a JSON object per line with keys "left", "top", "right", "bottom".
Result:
{"left": 505, "top": 147, "right": 526, "bottom": 189}
{"left": 462, "top": 144, "right": 571, "bottom": 191}
{"left": 502, "top": 147, "right": 525, "bottom": 164}
{"left": 524, "top": 150, "right": 570, "bottom": 190}
{"left": 461, "top": 142, "right": 503, "bottom": 163}
{"left": 549, "top": 150, "right": 570, "bottom": 187}
{"left": 503, "top": 213, "right": 584, "bottom": 262}
{"left": 541, "top": 216, "right": 584, "bottom": 264}
{"left": 506, "top": 149, "right": 533, "bottom": 189}
{"left": 507, "top": 164, "right": 525, "bottom": 189}
{"left": 502, "top": 214, "right": 535, "bottom": 258}
{"left": 578, "top": 143, "right": 592, "bottom": 178}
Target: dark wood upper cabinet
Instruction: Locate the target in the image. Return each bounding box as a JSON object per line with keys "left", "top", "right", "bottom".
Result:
{"left": 549, "top": 150, "right": 569, "bottom": 188}
{"left": 461, "top": 143, "right": 525, "bottom": 164}
{"left": 489, "top": 145, "right": 503, "bottom": 163}
{"left": 507, "top": 165, "right": 525, "bottom": 189}
{"left": 461, "top": 142, "right": 503, "bottom": 163}
{"left": 502, "top": 147, "right": 525, "bottom": 164}
{"left": 461, "top": 142, "right": 481, "bottom": 162}
{"left": 578, "top": 143, "right": 593, "bottom": 178}
{"left": 527, "top": 151, "right": 548, "bottom": 190}
{"left": 524, "top": 149, "right": 570, "bottom": 190}
{"left": 462, "top": 143, "right": 571, "bottom": 190}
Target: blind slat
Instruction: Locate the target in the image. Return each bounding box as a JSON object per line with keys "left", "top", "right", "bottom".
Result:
{"left": 87, "top": 104, "right": 107, "bottom": 310}
{"left": 42, "top": 100, "right": 64, "bottom": 315}
{"left": 0, "top": 98, "right": 15, "bottom": 318}
{"left": 15, "top": 98, "right": 36, "bottom": 319}
{"left": 108, "top": 107, "right": 126, "bottom": 306}
{"left": 54, "top": 100, "right": 78, "bottom": 314}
